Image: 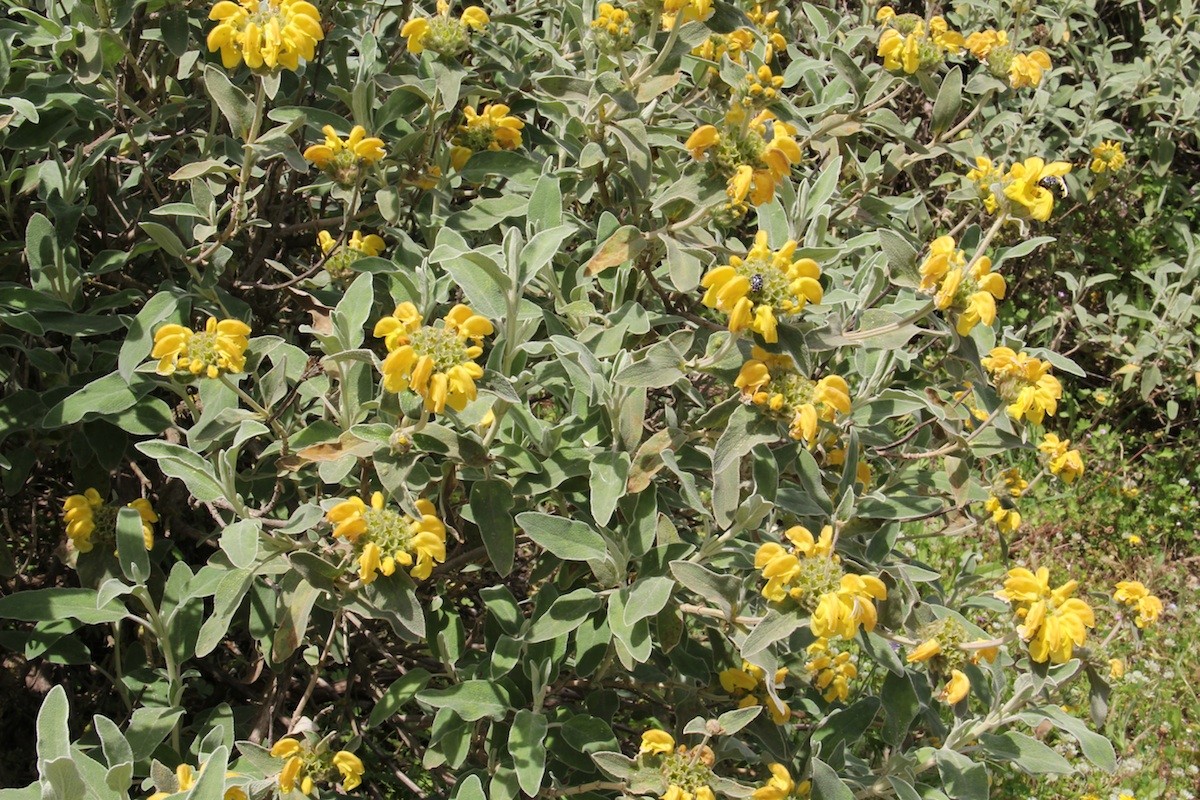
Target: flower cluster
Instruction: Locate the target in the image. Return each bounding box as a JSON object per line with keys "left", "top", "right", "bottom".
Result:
{"left": 1090, "top": 140, "right": 1126, "bottom": 173}
{"left": 754, "top": 525, "right": 887, "bottom": 641}
{"left": 747, "top": 4, "right": 786, "bottom": 60}
{"left": 148, "top": 764, "right": 247, "bottom": 800}
{"left": 63, "top": 489, "right": 157, "bottom": 554}
{"left": 592, "top": 3, "right": 635, "bottom": 52}
{"left": 739, "top": 64, "right": 785, "bottom": 109}
{"left": 661, "top": 0, "right": 713, "bottom": 30}
{"left": 752, "top": 763, "right": 810, "bottom": 800}
{"left": 875, "top": 7, "right": 964, "bottom": 74}
{"left": 918, "top": 235, "right": 1006, "bottom": 336}
{"left": 810, "top": 572, "right": 888, "bottom": 641}
{"left": 401, "top": 0, "right": 489, "bottom": 57}
{"left": 638, "top": 731, "right": 717, "bottom": 800}
{"left": 304, "top": 125, "right": 387, "bottom": 186}
{"left": 700, "top": 231, "right": 822, "bottom": 342}
{"left": 735, "top": 348, "right": 850, "bottom": 443}
{"left": 326, "top": 491, "right": 447, "bottom": 583}
{"left": 967, "top": 156, "right": 1072, "bottom": 221}
{"left": 1038, "top": 433, "right": 1084, "bottom": 483}
{"left": 905, "top": 617, "right": 999, "bottom": 705}
{"left": 373, "top": 303, "right": 493, "bottom": 413}
{"left": 984, "top": 468, "right": 1027, "bottom": 533}
{"left": 981, "top": 346, "right": 1063, "bottom": 425}
{"left": 450, "top": 103, "right": 525, "bottom": 171}
{"left": 207, "top": 0, "right": 322, "bottom": 72}
{"left": 685, "top": 110, "right": 802, "bottom": 208}
{"left": 270, "top": 737, "right": 363, "bottom": 795}
{"left": 1113, "top": 581, "right": 1164, "bottom": 629}
{"left": 999, "top": 567, "right": 1095, "bottom": 663}
{"left": 967, "top": 29, "right": 1053, "bottom": 88}
{"left": 693, "top": 29, "right": 755, "bottom": 65}
{"left": 718, "top": 661, "right": 790, "bottom": 723}
{"left": 755, "top": 524, "right": 837, "bottom": 602}
{"left": 804, "top": 638, "right": 857, "bottom": 703}
{"left": 317, "top": 229, "right": 386, "bottom": 281}
{"left": 152, "top": 317, "right": 252, "bottom": 380}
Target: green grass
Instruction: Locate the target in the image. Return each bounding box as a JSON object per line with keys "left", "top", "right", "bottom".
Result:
{"left": 917, "top": 426, "right": 1200, "bottom": 798}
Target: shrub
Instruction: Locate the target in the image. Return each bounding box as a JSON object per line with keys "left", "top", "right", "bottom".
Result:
{"left": 0, "top": 0, "right": 1193, "bottom": 798}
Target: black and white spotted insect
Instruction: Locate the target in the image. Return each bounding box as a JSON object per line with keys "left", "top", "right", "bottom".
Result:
{"left": 1038, "top": 175, "right": 1068, "bottom": 197}
{"left": 749, "top": 273, "right": 765, "bottom": 294}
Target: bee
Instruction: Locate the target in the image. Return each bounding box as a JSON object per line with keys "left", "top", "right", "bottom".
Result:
{"left": 1038, "top": 175, "right": 1068, "bottom": 197}
{"left": 749, "top": 273, "right": 765, "bottom": 294}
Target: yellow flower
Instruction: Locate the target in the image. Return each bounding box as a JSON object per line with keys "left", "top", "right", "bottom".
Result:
{"left": 929, "top": 16, "right": 964, "bottom": 53}
{"left": 752, "top": 763, "right": 809, "bottom": 800}
{"left": 152, "top": 317, "right": 251, "bottom": 379}
{"left": 687, "top": 111, "right": 801, "bottom": 207}
{"left": 1113, "top": 581, "right": 1164, "bottom": 628}
{"left": 965, "top": 28, "right": 1008, "bottom": 59}
{"left": 1090, "top": 140, "right": 1126, "bottom": 173}
{"left": 753, "top": 524, "right": 843, "bottom": 604}
{"left": 981, "top": 346, "right": 1063, "bottom": 425}
{"left": 924, "top": 237, "right": 1006, "bottom": 335}
{"left": 997, "top": 566, "right": 1051, "bottom": 605}
{"left": 270, "top": 738, "right": 303, "bottom": 758}
{"left": 983, "top": 468, "right": 1027, "bottom": 533}
{"left": 939, "top": 669, "right": 970, "bottom": 704}
{"left": 207, "top": 0, "right": 323, "bottom": 72}
{"left": 1000, "top": 567, "right": 1094, "bottom": 663}
{"left": 965, "top": 155, "right": 1005, "bottom": 212}
{"left": 702, "top": 231, "right": 822, "bottom": 342}
{"left": 402, "top": 1, "right": 489, "bottom": 56}
{"left": 906, "top": 638, "right": 942, "bottom": 663}
{"left": 876, "top": 11, "right": 959, "bottom": 72}
{"left": 304, "top": 125, "right": 387, "bottom": 184}
{"left": 332, "top": 751, "right": 364, "bottom": 791}
{"left": 318, "top": 230, "right": 387, "bottom": 280}
{"left": 967, "top": 639, "right": 1000, "bottom": 665}
{"left": 451, "top": 104, "right": 525, "bottom": 170}
{"left": 593, "top": 2, "right": 635, "bottom": 51}
{"left": 984, "top": 495, "right": 1020, "bottom": 532}
{"left": 735, "top": 351, "right": 850, "bottom": 443}
{"left": 1002, "top": 157, "right": 1072, "bottom": 221}
{"left": 1109, "top": 658, "right": 1125, "bottom": 679}
{"left": 958, "top": 257, "right": 1005, "bottom": 334}
{"left": 148, "top": 764, "right": 246, "bottom": 800}
{"left": 694, "top": 28, "right": 755, "bottom": 64}
{"left": 810, "top": 574, "right": 887, "bottom": 640}
{"left": 375, "top": 303, "right": 493, "bottom": 413}
{"left": 743, "top": 64, "right": 785, "bottom": 105}
{"left": 718, "top": 661, "right": 790, "bottom": 723}
{"left": 400, "top": 16, "right": 431, "bottom": 52}
{"left": 685, "top": 125, "right": 721, "bottom": 160}
{"left": 804, "top": 637, "right": 858, "bottom": 702}
{"left": 661, "top": 0, "right": 712, "bottom": 29}
{"left": 877, "top": 29, "right": 920, "bottom": 73}
{"left": 752, "top": 763, "right": 810, "bottom": 800}
{"left": 1038, "top": 433, "right": 1084, "bottom": 483}
{"left": 326, "top": 492, "right": 446, "bottom": 583}
{"left": 1126, "top": 533, "right": 1142, "bottom": 545}
{"left": 918, "top": 235, "right": 965, "bottom": 292}
{"left": 639, "top": 729, "right": 675, "bottom": 755}
{"left": 1009, "top": 50, "right": 1052, "bottom": 88}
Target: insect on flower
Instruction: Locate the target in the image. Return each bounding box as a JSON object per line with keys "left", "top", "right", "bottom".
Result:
{"left": 749, "top": 273, "right": 765, "bottom": 294}
{"left": 1038, "top": 175, "right": 1068, "bottom": 197}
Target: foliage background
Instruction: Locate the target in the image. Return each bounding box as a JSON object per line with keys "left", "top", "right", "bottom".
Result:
{"left": 0, "top": 0, "right": 1198, "bottom": 797}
